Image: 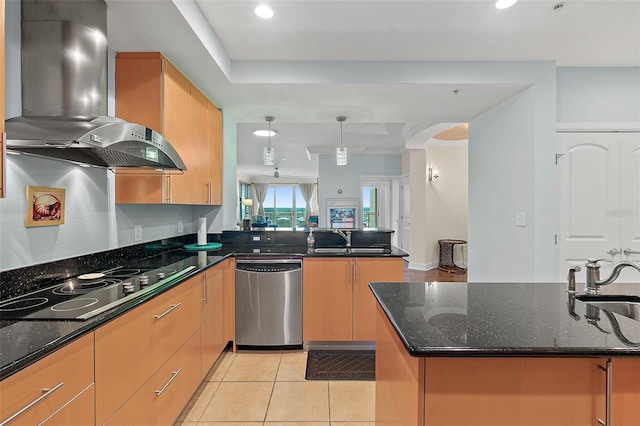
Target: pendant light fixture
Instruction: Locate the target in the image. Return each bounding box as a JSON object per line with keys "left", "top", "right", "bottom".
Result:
{"left": 263, "top": 116, "right": 275, "bottom": 166}
{"left": 336, "top": 116, "right": 347, "bottom": 166}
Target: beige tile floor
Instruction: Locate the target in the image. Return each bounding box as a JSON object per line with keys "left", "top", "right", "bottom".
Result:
{"left": 176, "top": 350, "right": 375, "bottom": 426}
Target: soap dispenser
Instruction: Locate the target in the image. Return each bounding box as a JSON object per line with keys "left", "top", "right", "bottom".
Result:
{"left": 307, "top": 228, "right": 315, "bottom": 251}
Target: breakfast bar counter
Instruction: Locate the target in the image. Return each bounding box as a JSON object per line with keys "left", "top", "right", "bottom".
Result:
{"left": 370, "top": 281, "right": 640, "bottom": 425}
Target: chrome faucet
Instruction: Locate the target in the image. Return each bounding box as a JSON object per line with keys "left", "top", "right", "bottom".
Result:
{"left": 333, "top": 229, "right": 352, "bottom": 247}
{"left": 567, "top": 266, "right": 581, "bottom": 293}
{"left": 584, "top": 258, "right": 640, "bottom": 294}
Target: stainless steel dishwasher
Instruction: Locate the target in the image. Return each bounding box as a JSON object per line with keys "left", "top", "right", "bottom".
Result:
{"left": 235, "top": 258, "right": 303, "bottom": 348}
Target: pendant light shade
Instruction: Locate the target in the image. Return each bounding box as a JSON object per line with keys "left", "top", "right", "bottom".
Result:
{"left": 263, "top": 116, "right": 275, "bottom": 166}
{"left": 336, "top": 147, "right": 348, "bottom": 166}
{"left": 263, "top": 147, "right": 275, "bottom": 166}
{"left": 336, "top": 116, "right": 347, "bottom": 166}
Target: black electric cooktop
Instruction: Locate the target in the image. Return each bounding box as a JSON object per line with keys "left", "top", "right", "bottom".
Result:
{"left": 0, "top": 264, "right": 196, "bottom": 321}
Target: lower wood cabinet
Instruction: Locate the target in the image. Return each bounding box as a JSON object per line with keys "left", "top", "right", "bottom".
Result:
{"left": 202, "top": 262, "right": 226, "bottom": 376}
{"left": 303, "top": 257, "right": 403, "bottom": 341}
{"left": 375, "top": 304, "right": 640, "bottom": 426}
{"left": 104, "top": 329, "right": 202, "bottom": 425}
{"left": 0, "top": 333, "right": 95, "bottom": 425}
{"left": 95, "top": 277, "right": 202, "bottom": 424}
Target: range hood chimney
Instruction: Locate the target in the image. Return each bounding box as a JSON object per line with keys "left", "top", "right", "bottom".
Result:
{"left": 5, "top": 0, "right": 186, "bottom": 170}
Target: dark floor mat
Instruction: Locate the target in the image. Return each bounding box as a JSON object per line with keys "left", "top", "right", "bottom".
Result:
{"left": 305, "top": 350, "right": 375, "bottom": 381}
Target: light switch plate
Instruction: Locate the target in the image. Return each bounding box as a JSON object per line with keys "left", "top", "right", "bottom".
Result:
{"left": 515, "top": 212, "right": 526, "bottom": 227}
{"left": 177, "top": 220, "right": 184, "bottom": 233}
{"left": 134, "top": 225, "right": 142, "bottom": 241}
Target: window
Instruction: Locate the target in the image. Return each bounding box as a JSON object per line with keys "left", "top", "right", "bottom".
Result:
{"left": 262, "top": 185, "right": 306, "bottom": 230}
{"left": 363, "top": 186, "right": 378, "bottom": 229}
{"left": 239, "top": 182, "right": 252, "bottom": 222}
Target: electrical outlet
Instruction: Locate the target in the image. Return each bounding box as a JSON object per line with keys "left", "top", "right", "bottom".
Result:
{"left": 177, "top": 220, "right": 184, "bottom": 233}
{"left": 252, "top": 236, "right": 261, "bottom": 241}
{"left": 134, "top": 225, "right": 142, "bottom": 241}
{"left": 515, "top": 212, "right": 526, "bottom": 227}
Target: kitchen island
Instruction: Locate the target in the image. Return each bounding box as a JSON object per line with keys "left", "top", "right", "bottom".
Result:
{"left": 371, "top": 281, "right": 640, "bottom": 426}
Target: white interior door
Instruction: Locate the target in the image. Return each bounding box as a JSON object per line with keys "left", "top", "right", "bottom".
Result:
{"left": 557, "top": 132, "right": 621, "bottom": 280}
{"left": 620, "top": 133, "right": 640, "bottom": 265}
{"left": 399, "top": 175, "right": 411, "bottom": 255}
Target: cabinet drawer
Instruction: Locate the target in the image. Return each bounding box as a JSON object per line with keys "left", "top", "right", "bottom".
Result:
{"left": 0, "top": 333, "right": 94, "bottom": 425}
{"left": 105, "top": 329, "right": 202, "bottom": 425}
{"left": 39, "top": 383, "right": 95, "bottom": 426}
{"left": 95, "top": 278, "right": 202, "bottom": 424}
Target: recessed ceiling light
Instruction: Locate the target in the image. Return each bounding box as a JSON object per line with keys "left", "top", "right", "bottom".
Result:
{"left": 496, "top": 0, "right": 518, "bottom": 9}
{"left": 255, "top": 5, "right": 273, "bottom": 19}
{"left": 252, "top": 129, "right": 277, "bottom": 137}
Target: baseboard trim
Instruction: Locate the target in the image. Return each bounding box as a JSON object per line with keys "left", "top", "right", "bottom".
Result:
{"left": 408, "top": 261, "right": 438, "bottom": 271}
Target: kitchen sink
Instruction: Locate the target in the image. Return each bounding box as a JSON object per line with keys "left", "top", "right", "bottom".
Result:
{"left": 313, "top": 247, "right": 388, "bottom": 254}
{"left": 576, "top": 294, "right": 640, "bottom": 321}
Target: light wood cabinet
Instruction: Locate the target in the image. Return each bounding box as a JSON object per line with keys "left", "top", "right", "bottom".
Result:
{"left": 223, "top": 258, "right": 235, "bottom": 344}
{"left": 611, "top": 358, "right": 640, "bottom": 424}
{"left": 114, "top": 52, "right": 222, "bottom": 205}
{"left": 105, "top": 329, "right": 202, "bottom": 426}
{"left": 303, "top": 258, "right": 353, "bottom": 341}
{"left": 375, "top": 304, "right": 640, "bottom": 425}
{"left": 95, "top": 276, "right": 202, "bottom": 424}
{"left": 0, "top": 333, "right": 95, "bottom": 425}
{"left": 353, "top": 258, "right": 403, "bottom": 340}
{"left": 1, "top": 0, "right": 5, "bottom": 199}
{"left": 303, "top": 257, "right": 403, "bottom": 341}
{"left": 201, "top": 263, "right": 226, "bottom": 376}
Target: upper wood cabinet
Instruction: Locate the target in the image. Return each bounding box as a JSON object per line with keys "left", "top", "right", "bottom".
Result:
{"left": 114, "top": 52, "right": 222, "bottom": 205}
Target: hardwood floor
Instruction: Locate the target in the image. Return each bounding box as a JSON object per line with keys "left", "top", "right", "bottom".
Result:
{"left": 402, "top": 260, "right": 467, "bottom": 282}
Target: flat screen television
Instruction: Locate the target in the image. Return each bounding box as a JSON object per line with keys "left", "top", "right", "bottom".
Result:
{"left": 328, "top": 207, "right": 357, "bottom": 229}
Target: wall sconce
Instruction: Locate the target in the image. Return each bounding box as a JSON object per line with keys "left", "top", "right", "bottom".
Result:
{"left": 428, "top": 167, "right": 439, "bottom": 183}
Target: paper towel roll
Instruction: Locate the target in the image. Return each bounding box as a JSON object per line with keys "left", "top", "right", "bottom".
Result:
{"left": 197, "top": 216, "right": 207, "bottom": 245}
{"left": 197, "top": 251, "right": 208, "bottom": 268}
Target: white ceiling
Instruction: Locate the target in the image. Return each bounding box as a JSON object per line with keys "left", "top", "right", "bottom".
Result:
{"left": 105, "top": 0, "right": 640, "bottom": 179}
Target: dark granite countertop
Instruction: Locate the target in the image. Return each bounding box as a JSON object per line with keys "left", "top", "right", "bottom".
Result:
{"left": 370, "top": 281, "right": 640, "bottom": 358}
{"left": 0, "top": 242, "right": 406, "bottom": 380}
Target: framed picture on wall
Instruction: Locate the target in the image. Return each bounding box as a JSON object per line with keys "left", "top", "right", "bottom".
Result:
{"left": 25, "top": 186, "right": 66, "bottom": 227}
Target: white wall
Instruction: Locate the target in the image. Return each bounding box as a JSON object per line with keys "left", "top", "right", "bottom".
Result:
{"left": 557, "top": 67, "right": 640, "bottom": 123}
{"left": 469, "top": 88, "right": 541, "bottom": 281}
{"left": 408, "top": 150, "right": 427, "bottom": 266}
{"left": 1, "top": 155, "right": 111, "bottom": 269}
{"left": 424, "top": 141, "right": 468, "bottom": 268}
{"left": 317, "top": 154, "right": 401, "bottom": 227}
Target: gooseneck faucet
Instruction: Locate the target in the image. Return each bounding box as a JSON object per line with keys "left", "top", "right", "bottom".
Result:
{"left": 333, "top": 229, "right": 352, "bottom": 247}
{"left": 584, "top": 258, "right": 640, "bottom": 294}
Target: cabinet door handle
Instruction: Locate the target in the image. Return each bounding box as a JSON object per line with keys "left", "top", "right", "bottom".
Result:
{"left": 155, "top": 369, "right": 182, "bottom": 396}
{"left": 154, "top": 303, "right": 181, "bottom": 320}
{"left": 0, "top": 382, "right": 64, "bottom": 426}
{"left": 355, "top": 259, "right": 359, "bottom": 283}
{"left": 597, "top": 359, "right": 612, "bottom": 426}
{"left": 202, "top": 274, "right": 208, "bottom": 303}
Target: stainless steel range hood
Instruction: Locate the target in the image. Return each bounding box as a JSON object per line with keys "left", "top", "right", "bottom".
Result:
{"left": 5, "top": 0, "right": 186, "bottom": 171}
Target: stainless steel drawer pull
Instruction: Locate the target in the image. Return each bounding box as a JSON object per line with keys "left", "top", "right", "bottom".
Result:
{"left": 155, "top": 369, "right": 182, "bottom": 396}
{"left": 154, "top": 303, "right": 181, "bottom": 319}
{"left": 597, "top": 359, "right": 612, "bottom": 426}
{"left": 0, "top": 382, "right": 64, "bottom": 426}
